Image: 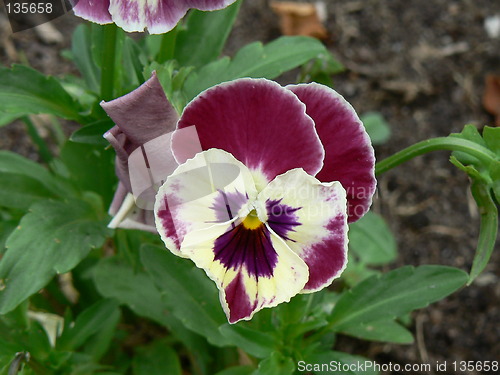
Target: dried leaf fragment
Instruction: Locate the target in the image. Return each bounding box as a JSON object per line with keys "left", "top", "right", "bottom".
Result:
{"left": 483, "top": 75, "right": 500, "bottom": 126}
{"left": 271, "top": 1, "right": 328, "bottom": 40}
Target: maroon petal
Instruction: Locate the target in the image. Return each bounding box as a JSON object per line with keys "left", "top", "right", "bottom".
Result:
{"left": 174, "top": 79, "right": 324, "bottom": 187}
{"left": 72, "top": 0, "right": 113, "bottom": 24}
{"left": 186, "top": 0, "right": 238, "bottom": 11}
{"left": 107, "top": 0, "right": 238, "bottom": 34}
{"left": 288, "top": 84, "right": 376, "bottom": 222}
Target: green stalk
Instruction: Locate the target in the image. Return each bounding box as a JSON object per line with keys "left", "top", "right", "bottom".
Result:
{"left": 22, "top": 116, "right": 52, "bottom": 163}
{"left": 157, "top": 25, "right": 179, "bottom": 63}
{"left": 100, "top": 24, "right": 118, "bottom": 101}
{"left": 375, "top": 137, "right": 497, "bottom": 176}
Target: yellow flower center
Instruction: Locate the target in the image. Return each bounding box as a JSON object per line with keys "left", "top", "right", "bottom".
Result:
{"left": 242, "top": 209, "right": 263, "bottom": 230}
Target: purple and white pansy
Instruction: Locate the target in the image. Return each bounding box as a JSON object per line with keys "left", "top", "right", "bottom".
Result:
{"left": 71, "top": 0, "right": 238, "bottom": 34}
{"left": 102, "top": 75, "right": 376, "bottom": 323}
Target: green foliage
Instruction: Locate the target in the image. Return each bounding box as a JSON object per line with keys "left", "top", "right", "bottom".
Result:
{"left": 57, "top": 299, "right": 120, "bottom": 352}
{"left": 70, "top": 24, "right": 101, "bottom": 93}
{"left": 329, "top": 266, "right": 468, "bottom": 337}
{"left": 70, "top": 119, "right": 115, "bottom": 147}
{"left": 304, "top": 351, "right": 379, "bottom": 375}
{"left": 339, "top": 319, "right": 413, "bottom": 344}
{"left": 450, "top": 125, "right": 499, "bottom": 283}
{"left": 183, "top": 36, "right": 330, "bottom": 102}
{"left": 349, "top": 211, "right": 397, "bottom": 265}
{"left": 0, "top": 197, "right": 111, "bottom": 314}
{"left": 360, "top": 112, "right": 392, "bottom": 145}
{"left": 299, "top": 53, "right": 345, "bottom": 87}
{"left": 140, "top": 245, "right": 230, "bottom": 346}
{"left": 215, "top": 367, "right": 255, "bottom": 375}
{"left": 253, "top": 352, "right": 295, "bottom": 375}
{"left": 0, "top": 65, "right": 84, "bottom": 125}
{"left": 132, "top": 339, "right": 182, "bottom": 375}
{"left": 0, "top": 173, "right": 55, "bottom": 210}
{"left": 174, "top": 1, "right": 242, "bottom": 68}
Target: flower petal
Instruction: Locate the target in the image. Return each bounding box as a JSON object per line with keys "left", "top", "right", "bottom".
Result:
{"left": 108, "top": 190, "right": 157, "bottom": 233}
{"left": 154, "top": 149, "right": 257, "bottom": 256}
{"left": 71, "top": 0, "right": 113, "bottom": 25}
{"left": 101, "top": 72, "right": 178, "bottom": 146}
{"left": 258, "top": 168, "right": 348, "bottom": 292}
{"left": 288, "top": 83, "right": 376, "bottom": 222}
{"left": 107, "top": 0, "right": 238, "bottom": 34}
{"left": 102, "top": 72, "right": 178, "bottom": 191}
{"left": 186, "top": 0, "right": 238, "bottom": 11}
{"left": 181, "top": 221, "right": 309, "bottom": 323}
{"left": 174, "top": 78, "right": 324, "bottom": 190}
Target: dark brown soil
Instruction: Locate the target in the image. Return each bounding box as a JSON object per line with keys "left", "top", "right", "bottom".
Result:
{"left": 1, "top": 1, "right": 499, "bottom": 374}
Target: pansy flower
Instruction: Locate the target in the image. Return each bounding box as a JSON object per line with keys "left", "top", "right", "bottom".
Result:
{"left": 71, "top": 0, "right": 238, "bottom": 34}
{"left": 158, "top": 79, "right": 375, "bottom": 322}
{"left": 102, "top": 75, "right": 375, "bottom": 323}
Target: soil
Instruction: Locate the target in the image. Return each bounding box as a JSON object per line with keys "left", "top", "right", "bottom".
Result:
{"left": 1, "top": 1, "right": 499, "bottom": 374}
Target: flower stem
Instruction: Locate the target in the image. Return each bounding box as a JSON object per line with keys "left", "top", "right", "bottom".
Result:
{"left": 375, "top": 137, "right": 497, "bottom": 176}
{"left": 100, "top": 24, "right": 118, "bottom": 101}
{"left": 158, "top": 25, "right": 179, "bottom": 63}
{"left": 22, "top": 116, "right": 52, "bottom": 163}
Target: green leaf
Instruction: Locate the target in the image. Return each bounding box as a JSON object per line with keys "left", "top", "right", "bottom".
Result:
{"left": 219, "top": 324, "right": 276, "bottom": 359}
{"left": 0, "top": 173, "right": 55, "bottom": 210}
{"left": 0, "top": 113, "right": 21, "bottom": 127}
{"left": 92, "top": 256, "right": 213, "bottom": 373}
{"left": 329, "top": 265, "right": 468, "bottom": 332}
{"left": 81, "top": 309, "right": 120, "bottom": 362}
{"left": 348, "top": 211, "right": 397, "bottom": 265}
{"left": 140, "top": 244, "right": 231, "bottom": 346}
{"left": 483, "top": 126, "right": 500, "bottom": 156}
{"left": 340, "top": 319, "right": 414, "bottom": 344}
{"left": 60, "top": 141, "right": 116, "bottom": 206}
{"left": 183, "top": 36, "right": 327, "bottom": 102}
{"left": 0, "top": 151, "right": 62, "bottom": 194}
{"left": 57, "top": 299, "right": 120, "bottom": 351}
{"left": 0, "top": 199, "right": 111, "bottom": 314}
{"left": 121, "top": 37, "right": 146, "bottom": 89}
{"left": 90, "top": 24, "right": 126, "bottom": 98}
{"left": 71, "top": 24, "right": 101, "bottom": 93}
{"left": 175, "top": 1, "right": 242, "bottom": 68}
{"left": 450, "top": 125, "right": 489, "bottom": 170}
{"left": 303, "top": 351, "right": 379, "bottom": 375}
{"left": 215, "top": 366, "right": 255, "bottom": 375}
{"left": 145, "top": 61, "right": 193, "bottom": 114}
{"left": 0, "top": 221, "right": 16, "bottom": 255}
{"left": 132, "top": 339, "right": 182, "bottom": 375}
{"left": 360, "top": 112, "right": 391, "bottom": 145}
{"left": 93, "top": 257, "right": 176, "bottom": 327}
{"left": 300, "top": 53, "right": 344, "bottom": 87}
{"left": 0, "top": 65, "right": 83, "bottom": 121}
{"left": 342, "top": 256, "right": 381, "bottom": 286}
{"left": 468, "top": 182, "right": 498, "bottom": 284}
{"left": 70, "top": 119, "right": 114, "bottom": 146}
{"left": 253, "top": 352, "right": 294, "bottom": 375}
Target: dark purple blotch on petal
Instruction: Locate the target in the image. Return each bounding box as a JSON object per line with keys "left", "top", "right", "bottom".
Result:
{"left": 224, "top": 273, "right": 255, "bottom": 324}
{"left": 214, "top": 224, "right": 278, "bottom": 278}
{"left": 266, "top": 199, "right": 302, "bottom": 242}
{"left": 210, "top": 190, "right": 248, "bottom": 223}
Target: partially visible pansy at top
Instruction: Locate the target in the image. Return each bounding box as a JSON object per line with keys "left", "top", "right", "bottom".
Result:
{"left": 101, "top": 73, "right": 376, "bottom": 323}
{"left": 70, "top": 0, "right": 238, "bottom": 34}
